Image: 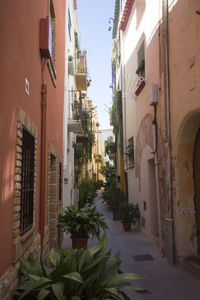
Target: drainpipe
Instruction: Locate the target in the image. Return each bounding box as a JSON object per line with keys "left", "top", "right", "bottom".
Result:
{"left": 152, "top": 105, "right": 162, "bottom": 250}
{"left": 162, "top": 0, "right": 174, "bottom": 264}
{"left": 40, "top": 83, "right": 47, "bottom": 259}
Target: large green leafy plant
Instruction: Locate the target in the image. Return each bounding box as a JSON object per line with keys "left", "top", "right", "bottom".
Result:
{"left": 78, "top": 178, "right": 97, "bottom": 208}
{"left": 104, "top": 136, "right": 116, "bottom": 156}
{"left": 14, "top": 234, "right": 149, "bottom": 299}
{"left": 58, "top": 205, "right": 108, "bottom": 239}
{"left": 100, "top": 161, "right": 116, "bottom": 188}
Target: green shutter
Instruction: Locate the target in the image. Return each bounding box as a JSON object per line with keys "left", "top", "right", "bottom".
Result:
{"left": 74, "top": 31, "right": 79, "bottom": 50}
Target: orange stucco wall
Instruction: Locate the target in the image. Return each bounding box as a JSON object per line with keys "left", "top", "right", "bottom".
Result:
{"left": 0, "top": 0, "right": 65, "bottom": 277}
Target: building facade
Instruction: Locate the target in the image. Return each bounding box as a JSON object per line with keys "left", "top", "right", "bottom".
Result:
{"left": 112, "top": 0, "right": 200, "bottom": 272}
{"left": 0, "top": 0, "right": 65, "bottom": 297}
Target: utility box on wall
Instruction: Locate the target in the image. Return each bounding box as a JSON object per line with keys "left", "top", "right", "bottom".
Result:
{"left": 149, "top": 83, "right": 158, "bottom": 106}
{"left": 40, "top": 16, "right": 52, "bottom": 59}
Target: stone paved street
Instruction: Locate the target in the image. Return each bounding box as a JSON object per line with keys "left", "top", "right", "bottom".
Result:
{"left": 62, "top": 194, "right": 200, "bottom": 300}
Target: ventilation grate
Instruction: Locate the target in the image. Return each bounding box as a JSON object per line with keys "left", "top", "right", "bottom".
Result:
{"left": 133, "top": 254, "right": 154, "bottom": 262}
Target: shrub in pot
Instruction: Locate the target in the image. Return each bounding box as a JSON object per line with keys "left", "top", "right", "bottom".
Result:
{"left": 58, "top": 204, "right": 108, "bottom": 249}
{"left": 13, "top": 234, "right": 149, "bottom": 299}
{"left": 105, "top": 188, "right": 126, "bottom": 220}
{"left": 78, "top": 178, "right": 97, "bottom": 208}
{"left": 119, "top": 203, "right": 140, "bottom": 231}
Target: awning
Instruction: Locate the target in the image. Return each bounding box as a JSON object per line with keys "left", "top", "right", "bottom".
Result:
{"left": 119, "top": 0, "right": 135, "bottom": 31}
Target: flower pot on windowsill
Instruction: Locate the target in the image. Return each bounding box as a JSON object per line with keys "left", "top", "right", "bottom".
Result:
{"left": 135, "top": 80, "right": 145, "bottom": 96}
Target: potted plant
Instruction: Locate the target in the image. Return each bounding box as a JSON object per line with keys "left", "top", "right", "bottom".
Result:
{"left": 94, "top": 153, "right": 103, "bottom": 163}
{"left": 119, "top": 203, "right": 140, "bottom": 231}
{"left": 58, "top": 204, "right": 108, "bottom": 249}
{"left": 106, "top": 188, "right": 126, "bottom": 220}
{"left": 105, "top": 136, "right": 116, "bottom": 155}
{"left": 14, "top": 234, "right": 149, "bottom": 300}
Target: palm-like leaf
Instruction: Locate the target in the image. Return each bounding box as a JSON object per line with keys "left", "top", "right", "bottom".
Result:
{"left": 14, "top": 234, "right": 149, "bottom": 299}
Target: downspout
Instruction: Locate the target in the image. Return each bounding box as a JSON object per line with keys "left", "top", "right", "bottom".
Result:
{"left": 162, "top": 0, "right": 174, "bottom": 264}
{"left": 152, "top": 105, "right": 162, "bottom": 250}
{"left": 40, "top": 61, "right": 47, "bottom": 259}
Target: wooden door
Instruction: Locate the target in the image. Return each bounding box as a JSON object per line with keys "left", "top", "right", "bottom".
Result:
{"left": 193, "top": 128, "right": 200, "bottom": 254}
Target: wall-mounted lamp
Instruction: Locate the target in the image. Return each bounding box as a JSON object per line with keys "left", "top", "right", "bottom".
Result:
{"left": 108, "top": 18, "right": 114, "bottom": 31}
{"left": 87, "top": 75, "right": 92, "bottom": 87}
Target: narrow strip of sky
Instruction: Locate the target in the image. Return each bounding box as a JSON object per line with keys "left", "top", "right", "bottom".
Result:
{"left": 77, "top": 0, "right": 115, "bottom": 129}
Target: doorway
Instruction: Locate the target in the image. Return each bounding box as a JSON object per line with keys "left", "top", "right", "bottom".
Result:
{"left": 148, "top": 159, "right": 158, "bottom": 237}
{"left": 193, "top": 128, "right": 200, "bottom": 254}
{"left": 49, "top": 154, "right": 57, "bottom": 249}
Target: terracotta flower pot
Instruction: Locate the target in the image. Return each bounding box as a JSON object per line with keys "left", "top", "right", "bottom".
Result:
{"left": 71, "top": 236, "right": 88, "bottom": 249}
{"left": 122, "top": 222, "right": 132, "bottom": 232}
{"left": 113, "top": 210, "right": 120, "bottom": 220}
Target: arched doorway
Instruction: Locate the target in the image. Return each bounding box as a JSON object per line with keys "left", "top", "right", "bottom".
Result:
{"left": 174, "top": 111, "right": 200, "bottom": 258}
{"left": 193, "top": 128, "right": 200, "bottom": 254}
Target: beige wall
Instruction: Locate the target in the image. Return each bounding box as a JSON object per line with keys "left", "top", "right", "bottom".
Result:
{"left": 122, "top": 0, "right": 161, "bottom": 245}
{"left": 121, "top": 0, "right": 200, "bottom": 259}
{"left": 168, "top": 0, "right": 200, "bottom": 258}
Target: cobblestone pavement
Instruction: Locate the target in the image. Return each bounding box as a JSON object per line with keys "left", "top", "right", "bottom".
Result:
{"left": 62, "top": 194, "right": 200, "bottom": 300}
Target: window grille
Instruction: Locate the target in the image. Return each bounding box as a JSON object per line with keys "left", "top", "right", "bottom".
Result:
{"left": 126, "top": 137, "right": 134, "bottom": 168}
{"left": 20, "top": 128, "right": 35, "bottom": 235}
{"left": 136, "top": 41, "right": 145, "bottom": 76}
{"left": 68, "top": 9, "right": 72, "bottom": 41}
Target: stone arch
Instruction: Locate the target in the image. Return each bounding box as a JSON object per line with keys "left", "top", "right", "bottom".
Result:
{"left": 135, "top": 113, "right": 154, "bottom": 180}
{"left": 173, "top": 110, "right": 200, "bottom": 258}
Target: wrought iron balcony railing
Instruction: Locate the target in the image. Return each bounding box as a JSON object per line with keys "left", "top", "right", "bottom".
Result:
{"left": 68, "top": 90, "right": 83, "bottom": 133}
{"left": 75, "top": 51, "right": 87, "bottom": 90}
{"left": 70, "top": 100, "right": 82, "bottom": 121}
{"left": 76, "top": 51, "right": 87, "bottom": 73}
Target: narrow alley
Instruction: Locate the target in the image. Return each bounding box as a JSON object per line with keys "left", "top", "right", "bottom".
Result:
{"left": 1, "top": 0, "right": 200, "bottom": 298}
{"left": 62, "top": 193, "right": 200, "bottom": 300}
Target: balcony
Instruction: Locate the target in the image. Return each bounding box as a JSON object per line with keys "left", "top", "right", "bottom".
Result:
{"left": 76, "top": 132, "right": 88, "bottom": 143}
{"left": 68, "top": 93, "right": 83, "bottom": 133}
{"left": 94, "top": 154, "right": 103, "bottom": 163}
{"left": 75, "top": 51, "right": 87, "bottom": 91}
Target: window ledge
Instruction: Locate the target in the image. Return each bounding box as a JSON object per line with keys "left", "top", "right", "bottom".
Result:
{"left": 20, "top": 227, "right": 34, "bottom": 243}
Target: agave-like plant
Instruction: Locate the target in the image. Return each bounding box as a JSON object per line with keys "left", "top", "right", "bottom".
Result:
{"left": 58, "top": 204, "right": 108, "bottom": 239}
{"left": 14, "top": 234, "right": 149, "bottom": 299}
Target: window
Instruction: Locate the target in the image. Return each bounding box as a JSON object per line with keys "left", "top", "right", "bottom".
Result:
{"left": 20, "top": 128, "right": 35, "bottom": 235}
{"left": 74, "top": 31, "right": 79, "bottom": 49}
{"left": 136, "top": 41, "right": 145, "bottom": 76}
{"left": 48, "top": 0, "right": 56, "bottom": 85}
{"left": 68, "top": 9, "right": 72, "bottom": 41}
{"left": 59, "top": 162, "right": 62, "bottom": 202}
{"left": 126, "top": 137, "right": 134, "bottom": 167}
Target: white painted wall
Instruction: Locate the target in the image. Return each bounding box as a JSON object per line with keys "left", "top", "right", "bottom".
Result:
{"left": 119, "top": 0, "right": 161, "bottom": 242}
{"left": 63, "top": 0, "right": 78, "bottom": 207}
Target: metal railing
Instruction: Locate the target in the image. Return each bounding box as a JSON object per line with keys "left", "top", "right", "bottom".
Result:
{"left": 68, "top": 90, "right": 83, "bottom": 121}
{"left": 76, "top": 52, "right": 87, "bottom": 73}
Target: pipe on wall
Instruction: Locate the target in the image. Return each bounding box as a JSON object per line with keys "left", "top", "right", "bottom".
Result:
{"left": 162, "top": 0, "right": 175, "bottom": 264}
{"left": 40, "top": 83, "right": 47, "bottom": 259}
{"left": 152, "top": 105, "right": 162, "bottom": 250}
